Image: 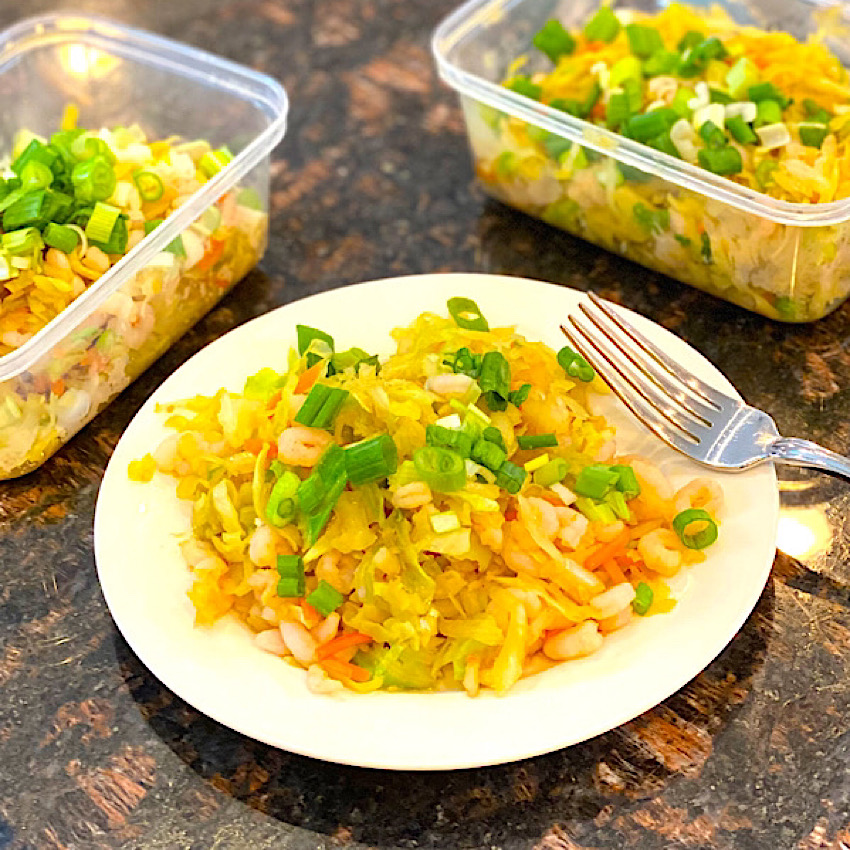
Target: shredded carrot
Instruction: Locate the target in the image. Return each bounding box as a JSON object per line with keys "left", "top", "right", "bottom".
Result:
{"left": 244, "top": 437, "right": 264, "bottom": 455}
{"left": 584, "top": 527, "right": 631, "bottom": 572}
{"left": 300, "top": 600, "right": 320, "bottom": 628}
{"left": 628, "top": 519, "right": 663, "bottom": 539}
{"left": 294, "top": 361, "right": 324, "bottom": 394}
{"left": 316, "top": 631, "right": 372, "bottom": 661}
{"left": 600, "top": 557, "right": 629, "bottom": 586}
{"left": 50, "top": 378, "right": 65, "bottom": 396}
{"left": 321, "top": 658, "right": 371, "bottom": 683}
{"left": 196, "top": 238, "right": 225, "bottom": 272}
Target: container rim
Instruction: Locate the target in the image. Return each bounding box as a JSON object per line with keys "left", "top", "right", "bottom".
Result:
{"left": 0, "top": 13, "right": 288, "bottom": 381}
{"left": 432, "top": 0, "right": 850, "bottom": 228}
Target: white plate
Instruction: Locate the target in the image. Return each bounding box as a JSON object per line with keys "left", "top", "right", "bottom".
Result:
{"left": 94, "top": 273, "right": 778, "bottom": 771}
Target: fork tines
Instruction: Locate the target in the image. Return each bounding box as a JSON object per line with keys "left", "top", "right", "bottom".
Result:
{"left": 561, "top": 293, "right": 729, "bottom": 453}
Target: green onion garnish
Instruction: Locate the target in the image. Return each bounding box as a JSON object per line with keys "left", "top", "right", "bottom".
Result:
{"left": 625, "top": 23, "right": 663, "bottom": 59}
{"left": 276, "top": 554, "right": 305, "bottom": 598}
{"left": 632, "top": 582, "right": 653, "bottom": 615}
{"left": 20, "top": 160, "right": 53, "bottom": 191}
{"left": 296, "top": 324, "right": 334, "bottom": 367}
{"left": 643, "top": 49, "right": 679, "bottom": 77}
{"left": 508, "top": 383, "right": 532, "bottom": 407}
{"left": 605, "top": 90, "right": 633, "bottom": 130}
{"left": 478, "top": 350, "right": 511, "bottom": 410}
{"left": 517, "top": 433, "right": 558, "bottom": 450}
{"left": 471, "top": 438, "right": 507, "bottom": 472}
{"left": 672, "top": 508, "right": 719, "bottom": 549}
{"left": 11, "top": 139, "right": 58, "bottom": 177}
{"left": 676, "top": 30, "right": 704, "bottom": 52}
{"left": 624, "top": 108, "right": 677, "bottom": 143}
{"left": 799, "top": 124, "right": 829, "bottom": 148}
{"left": 481, "top": 425, "right": 506, "bottom": 452}
{"left": 495, "top": 460, "right": 527, "bottom": 494}
{"left": 294, "top": 383, "right": 349, "bottom": 429}
{"left": 698, "top": 120, "right": 726, "bottom": 148}
{"left": 2, "top": 227, "right": 42, "bottom": 256}
{"left": 199, "top": 146, "right": 233, "bottom": 179}
{"left": 726, "top": 114, "right": 758, "bottom": 145}
{"left": 133, "top": 170, "right": 164, "bottom": 202}
{"left": 43, "top": 222, "right": 79, "bottom": 254}
{"left": 574, "top": 496, "right": 617, "bottom": 524}
{"left": 754, "top": 99, "right": 782, "bottom": 128}
{"left": 426, "top": 424, "right": 473, "bottom": 458}
{"left": 306, "top": 579, "right": 344, "bottom": 617}
{"left": 265, "top": 469, "right": 299, "bottom": 527}
{"left": 447, "top": 296, "right": 489, "bottom": 331}
{"left": 505, "top": 76, "right": 542, "bottom": 101}
{"left": 532, "top": 456, "right": 568, "bottom": 487}
{"left": 344, "top": 434, "right": 398, "bottom": 485}
{"left": 803, "top": 98, "right": 832, "bottom": 124}
{"left": 697, "top": 145, "right": 742, "bottom": 176}
{"left": 609, "top": 464, "right": 640, "bottom": 499}
{"left": 755, "top": 159, "right": 778, "bottom": 190}
{"left": 144, "top": 218, "right": 163, "bottom": 236}
{"left": 725, "top": 56, "right": 760, "bottom": 100}
{"left": 413, "top": 446, "right": 467, "bottom": 492}
{"left": 2, "top": 190, "right": 51, "bottom": 230}
{"left": 557, "top": 345, "right": 594, "bottom": 382}
{"left": 533, "top": 19, "right": 576, "bottom": 63}
{"left": 747, "top": 82, "right": 791, "bottom": 108}
{"left": 71, "top": 154, "right": 116, "bottom": 202}
{"left": 583, "top": 6, "right": 620, "bottom": 43}
{"left": 84, "top": 201, "right": 120, "bottom": 244}
{"left": 574, "top": 464, "right": 620, "bottom": 499}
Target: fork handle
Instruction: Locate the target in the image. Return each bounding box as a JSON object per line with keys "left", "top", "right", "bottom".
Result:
{"left": 767, "top": 437, "right": 850, "bottom": 480}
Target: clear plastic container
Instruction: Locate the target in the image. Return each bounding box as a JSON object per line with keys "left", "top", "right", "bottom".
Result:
{"left": 432, "top": 0, "right": 850, "bottom": 323}
{"left": 0, "top": 14, "right": 287, "bottom": 479}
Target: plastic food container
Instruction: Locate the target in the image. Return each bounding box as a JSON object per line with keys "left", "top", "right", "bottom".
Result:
{"left": 432, "top": 0, "right": 850, "bottom": 323}
{"left": 0, "top": 14, "right": 287, "bottom": 479}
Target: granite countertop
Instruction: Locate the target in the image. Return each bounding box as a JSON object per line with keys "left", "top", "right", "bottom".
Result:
{"left": 2, "top": 0, "right": 850, "bottom": 847}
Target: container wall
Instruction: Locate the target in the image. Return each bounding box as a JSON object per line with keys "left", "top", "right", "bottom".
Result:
{"left": 0, "top": 19, "right": 281, "bottom": 478}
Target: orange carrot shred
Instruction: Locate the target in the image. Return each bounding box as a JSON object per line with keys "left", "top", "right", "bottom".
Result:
{"left": 584, "top": 528, "right": 631, "bottom": 572}
{"left": 295, "top": 361, "right": 324, "bottom": 394}
{"left": 316, "top": 632, "right": 372, "bottom": 661}
{"left": 320, "top": 658, "right": 371, "bottom": 683}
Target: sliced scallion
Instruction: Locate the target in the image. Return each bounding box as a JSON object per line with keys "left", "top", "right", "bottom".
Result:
{"left": 413, "top": 446, "right": 466, "bottom": 492}
{"left": 672, "top": 507, "right": 718, "bottom": 549}
{"left": 447, "top": 296, "right": 489, "bottom": 331}
{"left": 344, "top": 434, "right": 398, "bottom": 484}
{"left": 306, "top": 580, "right": 344, "bottom": 617}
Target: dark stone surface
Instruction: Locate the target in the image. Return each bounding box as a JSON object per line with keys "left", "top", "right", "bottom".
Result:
{"left": 1, "top": 1, "right": 850, "bottom": 848}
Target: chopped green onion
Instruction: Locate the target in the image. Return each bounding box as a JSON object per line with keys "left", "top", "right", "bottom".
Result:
{"left": 697, "top": 145, "right": 742, "bottom": 176}
{"left": 84, "top": 201, "right": 120, "bottom": 243}
{"left": 625, "top": 23, "right": 663, "bottom": 59}
{"left": 71, "top": 154, "right": 116, "bottom": 202}
{"left": 508, "top": 383, "right": 532, "bottom": 407}
{"left": 276, "top": 554, "right": 305, "bottom": 598}
{"left": 533, "top": 19, "right": 576, "bottom": 63}
{"left": 413, "top": 446, "right": 467, "bottom": 492}
{"left": 344, "top": 434, "right": 398, "bottom": 484}
{"left": 144, "top": 218, "right": 163, "bottom": 236}
{"left": 633, "top": 202, "right": 669, "bottom": 233}
{"left": 265, "top": 469, "right": 299, "bottom": 527}
{"left": 574, "top": 464, "right": 620, "bottom": 499}
{"left": 199, "top": 146, "right": 233, "bottom": 179}
{"left": 755, "top": 158, "right": 778, "bottom": 190}
{"left": 574, "top": 496, "right": 616, "bottom": 524}
{"left": 91, "top": 215, "right": 127, "bottom": 254}
{"left": 799, "top": 123, "right": 829, "bottom": 148}
{"left": 803, "top": 98, "right": 832, "bottom": 124}
{"left": 700, "top": 231, "right": 712, "bottom": 262}
{"left": 609, "top": 56, "right": 643, "bottom": 89}
{"left": 481, "top": 425, "right": 506, "bottom": 451}
{"left": 532, "top": 456, "right": 568, "bottom": 487}
{"left": 42, "top": 223, "right": 79, "bottom": 254}
{"left": 478, "top": 350, "right": 511, "bottom": 410}
{"left": 495, "top": 460, "right": 526, "bottom": 494}
{"left": 609, "top": 464, "right": 640, "bottom": 499}
{"left": 648, "top": 131, "right": 680, "bottom": 158}
{"left": 625, "top": 108, "right": 677, "bottom": 142}
{"left": 296, "top": 324, "right": 334, "bottom": 367}
{"left": 11, "top": 139, "right": 58, "bottom": 177}
{"left": 557, "top": 345, "right": 594, "bottom": 382}
{"left": 725, "top": 57, "right": 760, "bottom": 100}
{"left": 133, "top": 170, "right": 164, "bottom": 202}
{"left": 71, "top": 135, "right": 116, "bottom": 164}
{"left": 306, "top": 579, "right": 344, "bottom": 617}
{"left": 672, "top": 507, "right": 719, "bottom": 549}
{"left": 517, "top": 433, "right": 558, "bottom": 450}
{"left": 164, "top": 233, "right": 186, "bottom": 258}
{"left": 670, "top": 87, "right": 695, "bottom": 118}
{"left": 698, "top": 120, "right": 726, "bottom": 148}
{"left": 678, "top": 36, "right": 726, "bottom": 77}
{"left": 605, "top": 90, "right": 633, "bottom": 130}
{"left": 584, "top": 6, "right": 620, "bottom": 43}
{"left": 726, "top": 114, "right": 758, "bottom": 144}
{"left": 632, "top": 581, "right": 653, "bottom": 615}
{"left": 676, "top": 30, "right": 704, "bottom": 52}
{"left": 643, "top": 49, "right": 679, "bottom": 77}
{"left": 20, "top": 160, "right": 53, "bottom": 191}
{"left": 505, "top": 76, "right": 542, "bottom": 100}
{"left": 471, "top": 438, "right": 506, "bottom": 471}
{"left": 604, "top": 489, "right": 631, "bottom": 520}
{"left": 748, "top": 82, "right": 791, "bottom": 108}
{"left": 294, "top": 383, "right": 348, "bottom": 429}
{"left": 2, "top": 227, "right": 42, "bottom": 256}
{"left": 708, "top": 88, "right": 733, "bottom": 105}
{"left": 754, "top": 99, "right": 782, "bottom": 128}
{"left": 447, "top": 296, "right": 489, "bottom": 331}
{"left": 426, "top": 423, "right": 473, "bottom": 458}
{"left": 2, "top": 190, "right": 50, "bottom": 230}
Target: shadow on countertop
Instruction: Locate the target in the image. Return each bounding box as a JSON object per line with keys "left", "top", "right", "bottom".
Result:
{"left": 113, "top": 578, "right": 774, "bottom": 849}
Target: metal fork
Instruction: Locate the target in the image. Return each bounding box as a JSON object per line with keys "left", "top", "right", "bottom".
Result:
{"left": 561, "top": 293, "right": 850, "bottom": 479}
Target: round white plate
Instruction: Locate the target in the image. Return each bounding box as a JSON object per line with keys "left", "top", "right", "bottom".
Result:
{"left": 94, "top": 273, "right": 778, "bottom": 771}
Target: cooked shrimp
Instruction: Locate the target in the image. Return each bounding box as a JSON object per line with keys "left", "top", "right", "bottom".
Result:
{"left": 425, "top": 373, "right": 475, "bottom": 397}
{"left": 554, "top": 506, "right": 588, "bottom": 550}
{"left": 316, "top": 550, "right": 357, "bottom": 594}
{"left": 598, "top": 605, "right": 634, "bottom": 634}
{"left": 595, "top": 520, "right": 626, "bottom": 542}
{"left": 673, "top": 478, "right": 724, "bottom": 517}
{"left": 248, "top": 523, "right": 277, "bottom": 568}
{"left": 519, "top": 495, "right": 559, "bottom": 539}
{"left": 312, "top": 612, "right": 340, "bottom": 645}
{"left": 280, "top": 620, "right": 317, "bottom": 665}
{"left": 502, "top": 521, "right": 545, "bottom": 574}
{"left": 255, "top": 629, "right": 288, "bottom": 656}
{"left": 543, "top": 621, "right": 603, "bottom": 661}
{"left": 589, "top": 582, "right": 636, "bottom": 620}
{"left": 637, "top": 528, "right": 683, "bottom": 576}
{"left": 593, "top": 438, "right": 617, "bottom": 463}
{"left": 472, "top": 510, "right": 504, "bottom": 551}
{"left": 277, "top": 425, "right": 333, "bottom": 467}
